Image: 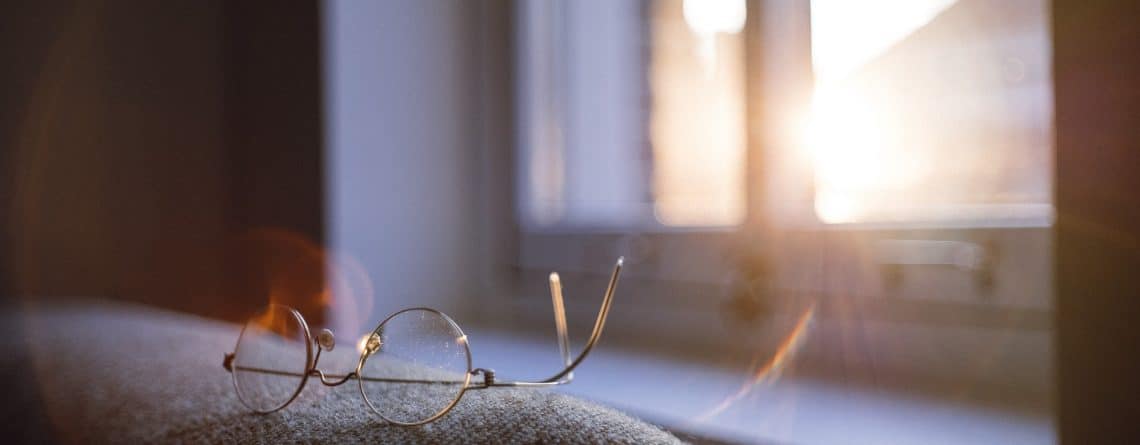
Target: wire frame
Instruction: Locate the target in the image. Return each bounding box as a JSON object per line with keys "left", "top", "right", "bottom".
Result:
{"left": 355, "top": 307, "right": 474, "bottom": 426}
{"left": 229, "top": 304, "right": 314, "bottom": 414}
{"left": 222, "top": 257, "right": 624, "bottom": 425}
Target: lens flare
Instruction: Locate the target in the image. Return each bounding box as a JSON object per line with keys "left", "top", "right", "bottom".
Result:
{"left": 229, "top": 228, "right": 375, "bottom": 340}
{"left": 232, "top": 228, "right": 327, "bottom": 312}
{"left": 326, "top": 252, "right": 375, "bottom": 339}
{"left": 696, "top": 303, "right": 816, "bottom": 421}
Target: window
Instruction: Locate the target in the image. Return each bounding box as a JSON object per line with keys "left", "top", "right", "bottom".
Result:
{"left": 517, "top": 0, "right": 750, "bottom": 229}
{"left": 512, "top": 1, "right": 1054, "bottom": 442}
{"left": 805, "top": 0, "right": 1053, "bottom": 226}
{"left": 514, "top": 0, "right": 1054, "bottom": 366}
{"left": 520, "top": 0, "right": 1053, "bottom": 227}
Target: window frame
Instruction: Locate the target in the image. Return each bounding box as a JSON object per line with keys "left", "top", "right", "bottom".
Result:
{"left": 508, "top": 0, "right": 753, "bottom": 355}
{"left": 505, "top": 0, "right": 1053, "bottom": 365}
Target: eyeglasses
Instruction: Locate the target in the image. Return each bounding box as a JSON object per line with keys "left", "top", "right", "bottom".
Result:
{"left": 222, "top": 258, "right": 623, "bottom": 425}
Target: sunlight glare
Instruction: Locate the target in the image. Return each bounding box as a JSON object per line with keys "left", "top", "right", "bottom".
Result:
{"left": 652, "top": 0, "right": 747, "bottom": 226}
{"left": 682, "top": 0, "right": 746, "bottom": 35}
{"left": 810, "top": 0, "right": 957, "bottom": 84}
{"left": 806, "top": 0, "right": 959, "bottom": 224}
{"left": 683, "top": 0, "right": 747, "bottom": 78}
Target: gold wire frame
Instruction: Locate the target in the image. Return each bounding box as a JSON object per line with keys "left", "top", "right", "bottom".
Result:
{"left": 223, "top": 257, "right": 624, "bottom": 426}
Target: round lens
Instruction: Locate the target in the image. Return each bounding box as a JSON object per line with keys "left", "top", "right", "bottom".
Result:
{"left": 357, "top": 308, "right": 471, "bottom": 425}
{"left": 231, "top": 304, "right": 311, "bottom": 413}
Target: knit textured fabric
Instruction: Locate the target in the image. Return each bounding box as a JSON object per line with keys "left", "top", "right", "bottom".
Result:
{"left": 1, "top": 300, "right": 682, "bottom": 444}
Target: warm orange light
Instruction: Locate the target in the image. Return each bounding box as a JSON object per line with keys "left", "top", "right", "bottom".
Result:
{"left": 697, "top": 304, "right": 816, "bottom": 420}
{"left": 650, "top": 0, "right": 747, "bottom": 226}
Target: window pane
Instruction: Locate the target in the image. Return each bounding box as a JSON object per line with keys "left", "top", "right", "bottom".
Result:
{"left": 649, "top": 0, "right": 747, "bottom": 226}
{"left": 806, "top": 0, "right": 1053, "bottom": 225}
{"left": 518, "top": 0, "right": 747, "bottom": 229}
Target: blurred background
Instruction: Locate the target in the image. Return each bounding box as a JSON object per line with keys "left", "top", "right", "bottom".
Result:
{"left": 2, "top": 0, "right": 1139, "bottom": 443}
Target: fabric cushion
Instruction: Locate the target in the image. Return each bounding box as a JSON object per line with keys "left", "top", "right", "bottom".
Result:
{"left": 1, "top": 300, "right": 681, "bottom": 444}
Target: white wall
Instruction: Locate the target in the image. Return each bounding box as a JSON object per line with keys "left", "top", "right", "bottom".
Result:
{"left": 324, "top": 0, "right": 479, "bottom": 333}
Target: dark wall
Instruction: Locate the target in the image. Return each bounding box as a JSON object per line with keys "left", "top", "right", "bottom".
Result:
{"left": 223, "top": 1, "right": 325, "bottom": 239}
{"left": 1, "top": 1, "right": 324, "bottom": 321}
{"left": 220, "top": 1, "right": 327, "bottom": 322}
{"left": 1054, "top": 0, "right": 1140, "bottom": 442}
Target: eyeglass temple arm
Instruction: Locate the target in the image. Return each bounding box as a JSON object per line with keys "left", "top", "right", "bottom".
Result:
{"left": 483, "top": 257, "right": 622, "bottom": 388}
{"left": 550, "top": 271, "right": 573, "bottom": 372}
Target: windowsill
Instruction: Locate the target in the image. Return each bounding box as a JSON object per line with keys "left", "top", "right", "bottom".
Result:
{"left": 518, "top": 224, "right": 739, "bottom": 235}
{"left": 516, "top": 205, "right": 1055, "bottom": 235}
{"left": 463, "top": 327, "right": 1055, "bottom": 444}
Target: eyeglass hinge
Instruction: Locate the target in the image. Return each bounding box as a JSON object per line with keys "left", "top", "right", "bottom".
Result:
{"left": 472, "top": 368, "right": 496, "bottom": 386}
{"left": 223, "top": 353, "right": 234, "bottom": 372}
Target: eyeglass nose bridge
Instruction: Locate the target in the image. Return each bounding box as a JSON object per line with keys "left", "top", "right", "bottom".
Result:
{"left": 309, "top": 368, "right": 357, "bottom": 387}
{"left": 307, "top": 328, "right": 358, "bottom": 387}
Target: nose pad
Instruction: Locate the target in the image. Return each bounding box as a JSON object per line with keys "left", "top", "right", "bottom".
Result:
{"left": 317, "top": 329, "right": 336, "bottom": 351}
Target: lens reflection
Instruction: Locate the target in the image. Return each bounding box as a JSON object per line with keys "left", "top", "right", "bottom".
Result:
{"left": 232, "top": 304, "right": 311, "bottom": 413}
{"left": 357, "top": 308, "right": 471, "bottom": 425}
